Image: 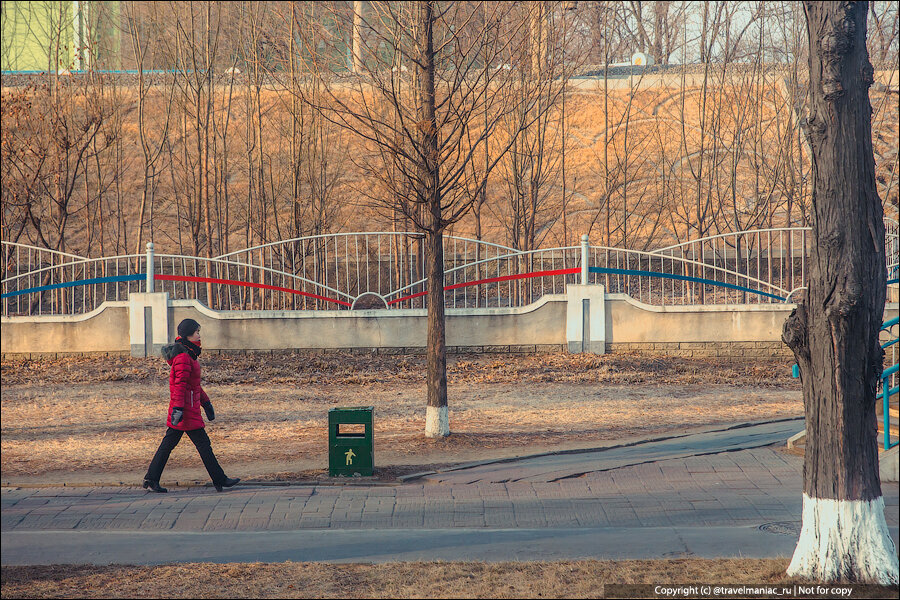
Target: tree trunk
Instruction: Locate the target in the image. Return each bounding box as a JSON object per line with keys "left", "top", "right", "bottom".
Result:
{"left": 530, "top": 2, "right": 544, "bottom": 79}
{"left": 782, "top": 1, "right": 897, "bottom": 584}
{"left": 418, "top": 0, "right": 449, "bottom": 438}
{"left": 352, "top": 1, "right": 364, "bottom": 74}
{"left": 424, "top": 224, "right": 448, "bottom": 437}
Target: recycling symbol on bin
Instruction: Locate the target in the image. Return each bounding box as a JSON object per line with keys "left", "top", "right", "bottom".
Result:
{"left": 345, "top": 449, "right": 356, "bottom": 466}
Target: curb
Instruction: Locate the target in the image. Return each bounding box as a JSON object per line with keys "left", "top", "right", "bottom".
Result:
{"left": 0, "top": 479, "right": 402, "bottom": 490}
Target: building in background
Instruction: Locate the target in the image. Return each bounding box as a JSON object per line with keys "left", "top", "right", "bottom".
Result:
{"left": 1, "top": 1, "right": 120, "bottom": 72}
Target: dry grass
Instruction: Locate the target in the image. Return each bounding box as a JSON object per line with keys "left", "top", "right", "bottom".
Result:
{"left": 1, "top": 353, "right": 801, "bottom": 482}
{"left": 3, "top": 560, "right": 897, "bottom": 599}
{"left": 4, "top": 79, "right": 897, "bottom": 254}
{"left": 0, "top": 559, "right": 800, "bottom": 599}
{"left": 1, "top": 351, "right": 797, "bottom": 387}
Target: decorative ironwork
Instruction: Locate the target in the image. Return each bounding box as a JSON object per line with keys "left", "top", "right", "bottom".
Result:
{"left": 4, "top": 225, "right": 898, "bottom": 318}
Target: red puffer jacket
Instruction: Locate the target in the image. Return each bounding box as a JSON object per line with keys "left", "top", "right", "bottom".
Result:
{"left": 163, "top": 343, "right": 210, "bottom": 431}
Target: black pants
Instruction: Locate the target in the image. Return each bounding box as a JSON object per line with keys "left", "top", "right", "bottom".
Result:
{"left": 144, "top": 427, "right": 227, "bottom": 485}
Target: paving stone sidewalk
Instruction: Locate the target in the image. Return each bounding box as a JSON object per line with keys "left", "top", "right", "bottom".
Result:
{"left": 5, "top": 421, "right": 900, "bottom": 565}
{"left": 5, "top": 446, "right": 898, "bottom": 533}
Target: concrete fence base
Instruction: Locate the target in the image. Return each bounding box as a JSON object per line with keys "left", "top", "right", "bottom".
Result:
{"left": 0, "top": 343, "right": 796, "bottom": 360}
{"left": 2, "top": 287, "right": 895, "bottom": 360}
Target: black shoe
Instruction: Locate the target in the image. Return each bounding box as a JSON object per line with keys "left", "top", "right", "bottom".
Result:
{"left": 142, "top": 479, "right": 168, "bottom": 493}
{"left": 214, "top": 477, "right": 240, "bottom": 492}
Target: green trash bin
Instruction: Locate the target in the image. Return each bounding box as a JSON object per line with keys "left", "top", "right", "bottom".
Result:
{"left": 328, "top": 407, "right": 374, "bottom": 477}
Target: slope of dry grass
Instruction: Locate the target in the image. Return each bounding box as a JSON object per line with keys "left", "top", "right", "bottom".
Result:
{"left": 2, "top": 73, "right": 896, "bottom": 257}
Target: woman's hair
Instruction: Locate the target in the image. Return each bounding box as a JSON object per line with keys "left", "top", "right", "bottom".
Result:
{"left": 176, "top": 318, "right": 201, "bottom": 339}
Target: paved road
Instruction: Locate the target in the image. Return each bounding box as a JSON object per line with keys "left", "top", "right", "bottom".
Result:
{"left": 3, "top": 527, "right": 813, "bottom": 565}
{"left": 3, "top": 419, "right": 898, "bottom": 565}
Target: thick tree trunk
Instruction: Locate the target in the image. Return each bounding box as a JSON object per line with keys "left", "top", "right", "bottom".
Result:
{"left": 782, "top": 1, "right": 897, "bottom": 584}
{"left": 417, "top": 0, "right": 449, "bottom": 438}
{"left": 424, "top": 225, "right": 448, "bottom": 437}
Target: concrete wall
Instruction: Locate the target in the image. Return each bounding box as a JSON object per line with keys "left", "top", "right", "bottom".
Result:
{"left": 1, "top": 302, "right": 130, "bottom": 355}
{"left": 606, "top": 295, "right": 794, "bottom": 343}
{"left": 3, "top": 291, "right": 897, "bottom": 358}
{"left": 167, "top": 295, "right": 567, "bottom": 352}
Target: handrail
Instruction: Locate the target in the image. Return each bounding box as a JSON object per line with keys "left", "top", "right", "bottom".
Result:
{"left": 1, "top": 274, "right": 144, "bottom": 299}
{"left": 4, "top": 226, "right": 897, "bottom": 315}
{"left": 214, "top": 232, "right": 519, "bottom": 259}
{"left": 386, "top": 242, "right": 792, "bottom": 301}
{"left": 596, "top": 244, "right": 792, "bottom": 296}
{"left": 6, "top": 225, "right": 893, "bottom": 264}
{"left": 880, "top": 307, "right": 899, "bottom": 450}
{"left": 154, "top": 254, "right": 355, "bottom": 301}
{"left": 884, "top": 317, "right": 899, "bottom": 349}
{"left": 1, "top": 254, "right": 145, "bottom": 284}
{"left": 881, "top": 363, "right": 899, "bottom": 451}
{"left": 588, "top": 266, "right": 786, "bottom": 301}
{"left": 387, "top": 245, "right": 580, "bottom": 299}
{"left": 1, "top": 242, "right": 87, "bottom": 260}
{"left": 651, "top": 227, "right": 810, "bottom": 253}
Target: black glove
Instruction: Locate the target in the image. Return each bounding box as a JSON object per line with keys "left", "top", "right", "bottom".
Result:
{"left": 171, "top": 407, "right": 184, "bottom": 426}
{"left": 202, "top": 402, "right": 215, "bottom": 421}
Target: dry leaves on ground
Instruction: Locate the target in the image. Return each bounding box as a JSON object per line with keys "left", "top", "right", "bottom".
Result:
{"left": 3, "top": 559, "right": 896, "bottom": 599}
{"left": 1, "top": 354, "right": 802, "bottom": 479}
{"left": 0, "top": 352, "right": 798, "bottom": 387}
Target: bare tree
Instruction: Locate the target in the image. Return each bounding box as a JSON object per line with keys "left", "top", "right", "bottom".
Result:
{"left": 584, "top": 0, "right": 625, "bottom": 248}
{"left": 0, "top": 2, "right": 113, "bottom": 314}
{"left": 782, "top": 1, "right": 898, "bottom": 584}
{"left": 126, "top": 1, "right": 176, "bottom": 258}
{"left": 868, "top": 0, "right": 899, "bottom": 65}
{"left": 623, "top": 1, "right": 688, "bottom": 65}
{"left": 291, "top": 1, "right": 540, "bottom": 437}
{"left": 769, "top": 0, "right": 812, "bottom": 228}
{"left": 495, "top": 2, "right": 574, "bottom": 253}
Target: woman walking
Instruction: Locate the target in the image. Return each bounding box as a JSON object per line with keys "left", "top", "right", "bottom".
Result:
{"left": 143, "top": 318, "right": 240, "bottom": 493}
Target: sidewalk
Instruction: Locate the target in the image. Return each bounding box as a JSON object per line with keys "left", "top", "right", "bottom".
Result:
{"left": 3, "top": 422, "right": 898, "bottom": 565}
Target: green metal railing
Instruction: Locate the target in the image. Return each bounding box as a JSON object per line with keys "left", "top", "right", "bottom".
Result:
{"left": 791, "top": 315, "right": 898, "bottom": 451}
{"left": 880, "top": 363, "right": 899, "bottom": 451}
{"left": 879, "top": 316, "right": 899, "bottom": 451}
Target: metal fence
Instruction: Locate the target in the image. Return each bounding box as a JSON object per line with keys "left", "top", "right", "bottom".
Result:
{"left": 3, "top": 224, "right": 898, "bottom": 317}
{"left": 0, "top": 244, "right": 145, "bottom": 316}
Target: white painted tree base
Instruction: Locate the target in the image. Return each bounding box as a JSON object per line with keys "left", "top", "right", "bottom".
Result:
{"left": 788, "top": 494, "right": 899, "bottom": 584}
{"left": 425, "top": 405, "right": 449, "bottom": 438}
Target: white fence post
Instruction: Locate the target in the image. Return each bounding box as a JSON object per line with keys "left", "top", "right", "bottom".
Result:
{"left": 581, "top": 234, "right": 589, "bottom": 285}
{"left": 146, "top": 242, "right": 155, "bottom": 293}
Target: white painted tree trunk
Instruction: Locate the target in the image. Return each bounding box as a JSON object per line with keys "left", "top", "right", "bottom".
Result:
{"left": 788, "top": 494, "right": 899, "bottom": 584}
{"left": 425, "top": 405, "right": 449, "bottom": 438}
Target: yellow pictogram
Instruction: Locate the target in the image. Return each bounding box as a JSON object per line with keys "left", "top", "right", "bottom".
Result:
{"left": 345, "top": 449, "right": 356, "bottom": 465}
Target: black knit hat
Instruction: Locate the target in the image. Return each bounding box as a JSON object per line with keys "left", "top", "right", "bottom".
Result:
{"left": 177, "top": 318, "right": 201, "bottom": 339}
